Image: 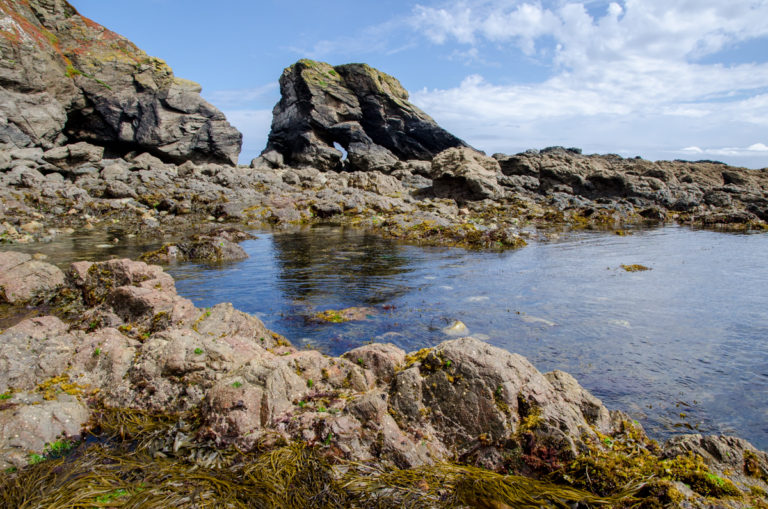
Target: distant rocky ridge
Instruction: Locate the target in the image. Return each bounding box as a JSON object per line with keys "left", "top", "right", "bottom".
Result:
{"left": 258, "top": 59, "right": 467, "bottom": 172}
{"left": 0, "top": 0, "right": 241, "bottom": 164}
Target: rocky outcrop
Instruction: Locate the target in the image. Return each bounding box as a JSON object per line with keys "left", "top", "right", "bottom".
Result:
{"left": 141, "top": 227, "right": 255, "bottom": 264}
{"left": 494, "top": 147, "right": 768, "bottom": 224}
{"left": 0, "top": 251, "right": 64, "bottom": 304}
{"left": 0, "top": 251, "right": 766, "bottom": 507}
{"left": 258, "top": 59, "right": 467, "bottom": 172}
{"left": 0, "top": 0, "right": 241, "bottom": 164}
{"left": 430, "top": 146, "right": 504, "bottom": 201}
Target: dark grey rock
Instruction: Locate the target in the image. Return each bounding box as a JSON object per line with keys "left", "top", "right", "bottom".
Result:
{"left": 262, "top": 60, "right": 467, "bottom": 171}
{"left": 0, "top": 0, "right": 242, "bottom": 165}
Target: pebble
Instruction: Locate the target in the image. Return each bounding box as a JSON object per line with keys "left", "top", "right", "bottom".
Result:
{"left": 20, "top": 221, "right": 43, "bottom": 233}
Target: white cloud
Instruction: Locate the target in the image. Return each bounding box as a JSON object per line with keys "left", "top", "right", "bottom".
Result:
{"left": 681, "top": 143, "right": 768, "bottom": 157}
{"left": 408, "top": 0, "right": 768, "bottom": 168}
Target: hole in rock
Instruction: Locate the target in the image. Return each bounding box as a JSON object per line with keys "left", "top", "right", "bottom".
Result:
{"left": 333, "top": 142, "right": 348, "bottom": 161}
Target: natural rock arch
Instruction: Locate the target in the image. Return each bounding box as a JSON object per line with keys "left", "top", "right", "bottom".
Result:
{"left": 259, "top": 59, "right": 468, "bottom": 172}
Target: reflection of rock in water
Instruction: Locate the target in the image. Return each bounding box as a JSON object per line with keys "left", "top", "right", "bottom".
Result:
{"left": 270, "top": 227, "right": 414, "bottom": 304}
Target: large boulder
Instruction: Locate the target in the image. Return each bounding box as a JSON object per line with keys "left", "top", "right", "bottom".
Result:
{"left": 0, "top": 316, "right": 75, "bottom": 393}
{"left": 0, "top": 251, "right": 65, "bottom": 304}
{"left": 0, "top": 0, "right": 241, "bottom": 164}
{"left": 389, "top": 338, "right": 615, "bottom": 462}
{"left": 0, "top": 392, "right": 89, "bottom": 469}
{"left": 430, "top": 147, "right": 504, "bottom": 201}
{"left": 261, "top": 59, "right": 467, "bottom": 171}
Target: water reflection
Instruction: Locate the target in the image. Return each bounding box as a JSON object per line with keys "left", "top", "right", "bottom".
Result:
{"left": 3, "top": 224, "right": 766, "bottom": 450}
{"left": 271, "top": 227, "right": 415, "bottom": 305}
{"left": 2, "top": 229, "right": 164, "bottom": 268}
{"left": 169, "top": 226, "right": 768, "bottom": 451}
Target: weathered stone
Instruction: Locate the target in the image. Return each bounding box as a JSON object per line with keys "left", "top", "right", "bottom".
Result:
{"left": 69, "top": 258, "right": 176, "bottom": 306}
{"left": 0, "top": 316, "right": 75, "bottom": 393}
{"left": 42, "top": 142, "right": 103, "bottom": 169}
{"left": 0, "top": 392, "right": 89, "bottom": 469}
{"left": 343, "top": 343, "right": 405, "bottom": 384}
{"left": 663, "top": 434, "right": 768, "bottom": 477}
{"left": 202, "top": 356, "right": 307, "bottom": 440}
{"left": 347, "top": 171, "right": 404, "bottom": 196}
{"left": 120, "top": 327, "right": 271, "bottom": 411}
{"left": 430, "top": 147, "right": 504, "bottom": 201}
{"left": 251, "top": 149, "right": 284, "bottom": 169}
{"left": 545, "top": 370, "right": 612, "bottom": 434}
{"left": 68, "top": 328, "right": 140, "bottom": 401}
{"left": 106, "top": 285, "right": 197, "bottom": 330}
{"left": 105, "top": 180, "right": 138, "bottom": 199}
{"left": 391, "top": 337, "right": 610, "bottom": 460}
{"left": 191, "top": 302, "right": 279, "bottom": 349}
{"left": 0, "top": 0, "right": 241, "bottom": 164}
{"left": 0, "top": 251, "right": 65, "bottom": 304}
{"left": 140, "top": 228, "right": 254, "bottom": 264}
{"left": 263, "top": 59, "right": 467, "bottom": 171}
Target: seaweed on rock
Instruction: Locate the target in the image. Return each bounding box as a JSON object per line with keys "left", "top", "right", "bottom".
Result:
{"left": 0, "top": 407, "right": 629, "bottom": 509}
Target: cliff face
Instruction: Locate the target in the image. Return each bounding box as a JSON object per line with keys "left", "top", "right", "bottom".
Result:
{"left": 0, "top": 0, "right": 241, "bottom": 164}
{"left": 261, "top": 59, "right": 467, "bottom": 172}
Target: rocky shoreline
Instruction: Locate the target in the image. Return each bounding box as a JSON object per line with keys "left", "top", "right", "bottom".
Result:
{"left": 1, "top": 251, "right": 767, "bottom": 507}
{"left": 2, "top": 141, "right": 766, "bottom": 256}
{"left": 2, "top": 0, "right": 768, "bottom": 506}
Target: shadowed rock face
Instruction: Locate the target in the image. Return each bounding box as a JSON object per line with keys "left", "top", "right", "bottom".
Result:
{"left": 260, "top": 59, "right": 467, "bottom": 172}
{"left": 0, "top": 0, "right": 242, "bottom": 164}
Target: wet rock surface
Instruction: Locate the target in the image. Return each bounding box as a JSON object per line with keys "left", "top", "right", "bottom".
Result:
{"left": 0, "top": 251, "right": 765, "bottom": 507}
{"left": 1, "top": 143, "right": 765, "bottom": 257}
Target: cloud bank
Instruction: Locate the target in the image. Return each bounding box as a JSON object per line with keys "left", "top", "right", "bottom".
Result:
{"left": 408, "top": 0, "right": 768, "bottom": 167}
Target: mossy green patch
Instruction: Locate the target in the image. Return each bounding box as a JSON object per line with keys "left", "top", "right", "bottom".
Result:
{"left": 621, "top": 264, "right": 650, "bottom": 272}
{"left": 561, "top": 420, "right": 743, "bottom": 503}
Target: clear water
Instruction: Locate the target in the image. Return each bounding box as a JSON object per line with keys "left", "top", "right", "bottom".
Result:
{"left": 3, "top": 225, "right": 766, "bottom": 449}
{"left": 165, "top": 226, "right": 768, "bottom": 450}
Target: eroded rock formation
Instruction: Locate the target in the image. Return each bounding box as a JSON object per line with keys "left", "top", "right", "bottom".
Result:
{"left": 0, "top": 0, "right": 241, "bottom": 164}
{"left": 258, "top": 59, "right": 467, "bottom": 172}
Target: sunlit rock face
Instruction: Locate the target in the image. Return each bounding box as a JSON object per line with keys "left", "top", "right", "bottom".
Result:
{"left": 259, "top": 59, "right": 467, "bottom": 172}
{"left": 0, "top": 0, "right": 241, "bottom": 164}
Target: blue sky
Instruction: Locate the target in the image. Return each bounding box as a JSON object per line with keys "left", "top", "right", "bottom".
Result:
{"left": 72, "top": 0, "right": 768, "bottom": 168}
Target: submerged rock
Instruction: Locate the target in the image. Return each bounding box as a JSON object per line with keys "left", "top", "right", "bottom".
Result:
{"left": 442, "top": 319, "right": 469, "bottom": 336}
{"left": 141, "top": 228, "right": 255, "bottom": 264}
{"left": 0, "top": 254, "right": 765, "bottom": 507}
{"left": 261, "top": 59, "right": 467, "bottom": 171}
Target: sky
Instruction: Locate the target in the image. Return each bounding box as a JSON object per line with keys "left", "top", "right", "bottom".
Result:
{"left": 71, "top": 0, "right": 768, "bottom": 169}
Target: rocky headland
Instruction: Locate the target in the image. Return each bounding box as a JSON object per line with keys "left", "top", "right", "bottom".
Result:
{"left": 1, "top": 0, "right": 768, "bottom": 507}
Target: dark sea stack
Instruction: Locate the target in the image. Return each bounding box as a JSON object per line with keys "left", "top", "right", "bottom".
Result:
{"left": 259, "top": 59, "right": 468, "bottom": 172}
{"left": 0, "top": 0, "right": 242, "bottom": 164}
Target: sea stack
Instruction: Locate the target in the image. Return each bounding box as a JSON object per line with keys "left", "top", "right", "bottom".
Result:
{"left": 259, "top": 59, "right": 468, "bottom": 172}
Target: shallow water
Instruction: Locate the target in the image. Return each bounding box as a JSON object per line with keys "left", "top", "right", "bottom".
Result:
{"left": 166, "top": 226, "right": 768, "bottom": 450}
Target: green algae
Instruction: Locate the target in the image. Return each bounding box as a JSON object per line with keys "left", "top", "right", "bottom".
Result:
{"left": 620, "top": 264, "right": 650, "bottom": 272}
{"left": 561, "top": 420, "right": 744, "bottom": 505}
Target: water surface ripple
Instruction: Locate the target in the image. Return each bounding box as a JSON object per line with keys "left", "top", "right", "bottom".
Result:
{"left": 166, "top": 226, "right": 768, "bottom": 449}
